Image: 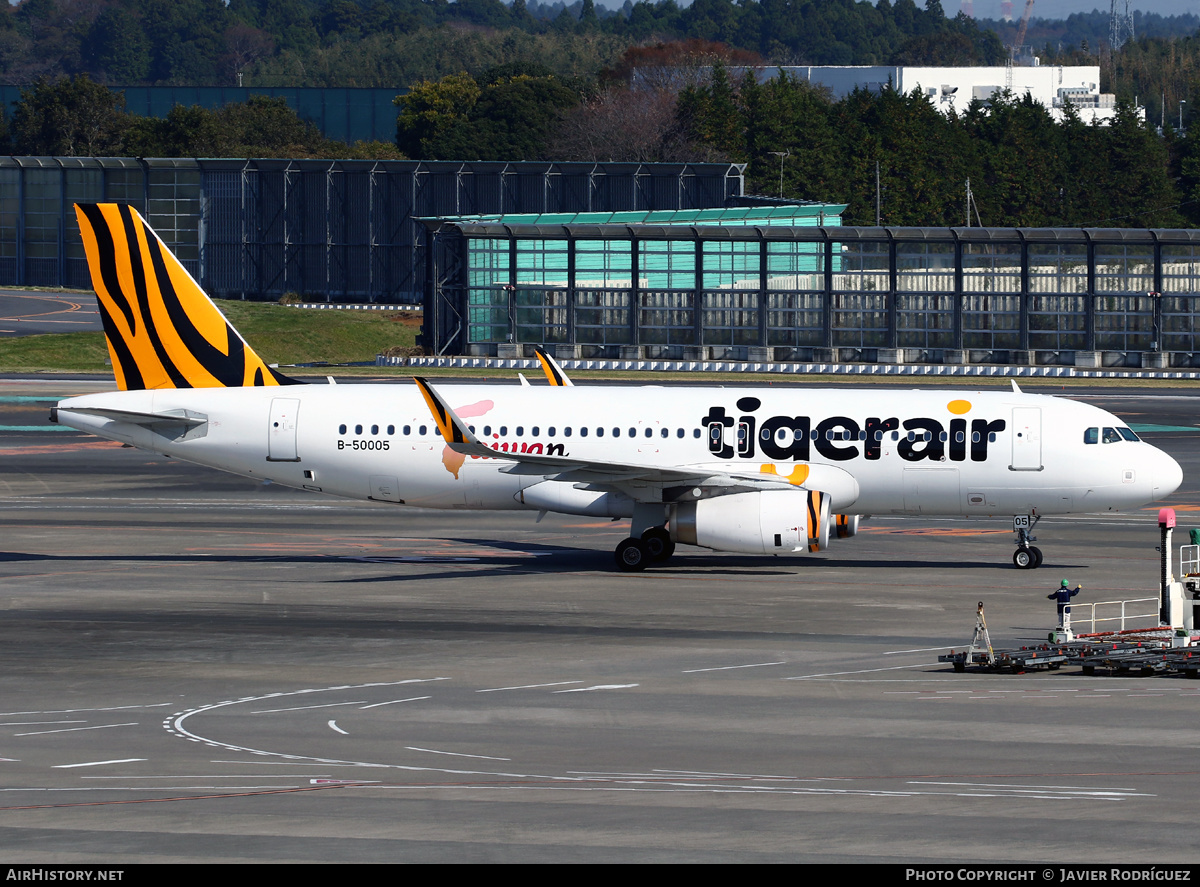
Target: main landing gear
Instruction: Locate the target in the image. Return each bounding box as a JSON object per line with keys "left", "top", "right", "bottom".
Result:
{"left": 614, "top": 527, "right": 676, "bottom": 572}
{"left": 614, "top": 504, "right": 675, "bottom": 572}
{"left": 1012, "top": 513, "right": 1043, "bottom": 570}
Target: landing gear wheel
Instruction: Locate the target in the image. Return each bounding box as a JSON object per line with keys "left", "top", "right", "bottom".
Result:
{"left": 1012, "top": 514, "right": 1043, "bottom": 570}
{"left": 615, "top": 538, "right": 649, "bottom": 572}
{"left": 640, "top": 527, "right": 675, "bottom": 562}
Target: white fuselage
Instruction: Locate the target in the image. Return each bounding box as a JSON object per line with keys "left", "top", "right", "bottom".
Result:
{"left": 54, "top": 383, "right": 1182, "bottom": 523}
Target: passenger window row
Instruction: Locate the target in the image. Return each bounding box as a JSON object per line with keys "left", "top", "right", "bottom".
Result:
{"left": 753, "top": 428, "right": 991, "bottom": 444}
{"left": 337, "top": 423, "right": 705, "bottom": 440}
{"left": 338, "top": 424, "right": 434, "bottom": 436}
{"left": 466, "top": 425, "right": 704, "bottom": 440}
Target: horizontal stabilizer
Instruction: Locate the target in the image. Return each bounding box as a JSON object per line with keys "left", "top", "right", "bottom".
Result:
{"left": 57, "top": 406, "right": 208, "bottom": 428}
{"left": 53, "top": 405, "right": 209, "bottom": 442}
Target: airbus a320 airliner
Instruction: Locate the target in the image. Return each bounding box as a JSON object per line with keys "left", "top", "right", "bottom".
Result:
{"left": 52, "top": 203, "right": 1183, "bottom": 571}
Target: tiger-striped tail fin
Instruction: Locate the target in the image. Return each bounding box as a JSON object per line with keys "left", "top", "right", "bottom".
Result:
{"left": 74, "top": 203, "right": 300, "bottom": 391}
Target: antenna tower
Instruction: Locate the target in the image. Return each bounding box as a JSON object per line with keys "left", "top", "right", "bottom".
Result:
{"left": 1110, "top": 0, "right": 1134, "bottom": 52}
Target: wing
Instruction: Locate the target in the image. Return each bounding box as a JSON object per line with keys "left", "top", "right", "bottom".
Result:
{"left": 412, "top": 377, "right": 859, "bottom": 505}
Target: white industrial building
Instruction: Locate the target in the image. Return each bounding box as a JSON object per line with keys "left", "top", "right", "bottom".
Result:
{"left": 737, "top": 64, "right": 1121, "bottom": 124}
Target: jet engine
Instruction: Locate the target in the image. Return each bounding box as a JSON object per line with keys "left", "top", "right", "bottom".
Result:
{"left": 669, "top": 489, "right": 831, "bottom": 555}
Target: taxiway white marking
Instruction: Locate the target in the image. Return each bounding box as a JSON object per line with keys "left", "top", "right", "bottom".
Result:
{"left": 405, "top": 747, "right": 511, "bottom": 761}
{"left": 911, "top": 781, "right": 1145, "bottom": 797}
{"left": 552, "top": 684, "right": 639, "bottom": 693}
{"left": 477, "top": 681, "right": 584, "bottom": 692}
{"left": 786, "top": 663, "right": 935, "bottom": 679}
{"left": 16, "top": 723, "right": 138, "bottom": 736}
{"left": 0, "top": 704, "right": 169, "bottom": 716}
{"left": 0, "top": 786, "right": 296, "bottom": 793}
{"left": 883, "top": 646, "right": 955, "bottom": 655}
{"left": 360, "top": 696, "right": 430, "bottom": 708}
{"left": 171, "top": 682, "right": 537, "bottom": 779}
{"left": 213, "top": 760, "right": 385, "bottom": 768}
{"left": 53, "top": 758, "right": 146, "bottom": 769}
{"left": 252, "top": 701, "right": 366, "bottom": 714}
{"left": 83, "top": 774, "right": 328, "bottom": 779}
{"left": 682, "top": 661, "right": 786, "bottom": 673}
{"left": 328, "top": 721, "right": 348, "bottom": 735}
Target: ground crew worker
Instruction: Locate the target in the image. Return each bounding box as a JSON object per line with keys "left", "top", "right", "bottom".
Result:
{"left": 1048, "top": 579, "right": 1081, "bottom": 628}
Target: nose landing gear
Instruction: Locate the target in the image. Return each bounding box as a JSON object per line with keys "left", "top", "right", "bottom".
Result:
{"left": 1012, "top": 513, "right": 1043, "bottom": 569}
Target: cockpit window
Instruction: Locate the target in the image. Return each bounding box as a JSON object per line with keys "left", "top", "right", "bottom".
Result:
{"left": 1084, "top": 427, "right": 1098, "bottom": 444}
{"left": 1119, "top": 427, "right": 1140, "bottom": 441}
{"left": 1102, "top": 427, "right": 1122, "bottom": 443}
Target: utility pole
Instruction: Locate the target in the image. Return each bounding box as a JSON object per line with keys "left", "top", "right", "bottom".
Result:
{"left": 770, "top": 151, "right": 789, "bottom": 199}
{"left": 875, "top": 160, "right": 881, "bottom": 226}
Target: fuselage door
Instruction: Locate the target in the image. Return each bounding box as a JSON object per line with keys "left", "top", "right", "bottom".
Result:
{"left": 267, "top": 397, "right": 300, "bottom": 462}
{"left": 1010, "top": 407, "right": 1042, "bottom": 471}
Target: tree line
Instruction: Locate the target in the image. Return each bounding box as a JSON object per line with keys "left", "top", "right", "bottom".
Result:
{"left": 6, "top": 0, "right": 1200, "bottom": 230}
{"left": 674, "top": 66, "right": 1189, "bottom": 229}
{"left": 6, "top": 52, "right": 1197, "bottom": 231}
{"left": 7, "top": 0, "right": 1200, "bottom": 134}
{"left": 0, "top": 74, "right": 401, "bottom": 157}
{"left": 1, "top": 0, "right": 1002, "bottom": 89}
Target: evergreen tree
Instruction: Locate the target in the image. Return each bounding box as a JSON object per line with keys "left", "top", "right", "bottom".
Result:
{"left": 10, "top": 74, "right": 130, "bottom": 156}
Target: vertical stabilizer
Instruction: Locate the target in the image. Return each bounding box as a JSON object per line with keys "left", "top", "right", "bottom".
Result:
{"left": 74, "top": 202, "right": 299, "bottom": 391}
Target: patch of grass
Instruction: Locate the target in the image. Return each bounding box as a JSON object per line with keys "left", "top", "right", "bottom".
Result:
{"left": 0, "top": 301, "right": 420, "bottom": 373}
{"left": 217, "top": 301, "right": 419, "bottom": 365}
{"left": 0, "top": 332, "right": 113, "bottom": 374}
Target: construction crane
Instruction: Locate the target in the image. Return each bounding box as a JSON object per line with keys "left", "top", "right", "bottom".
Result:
{"left": 1012, "top": 0, "right": 1035, "bottom": 61}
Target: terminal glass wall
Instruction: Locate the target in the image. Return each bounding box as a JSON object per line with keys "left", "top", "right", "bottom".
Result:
{"left": 765, "top": 241, "right": 825, "bottom": 348}
{"left": 702, "top": 241, "right": 760, "bottom": 347}
{"left": 437, "top": 225, "right": 1200, "bottom": 363}
{"left": 467, "top": 238, "right": 510, "bottom": 345}
{"left": 831, "top": 241, "right": 888, "bottom": 348}
{"left": 1162, "top": 245, "right": 1200, "bottom": 353}
{"left": 640, "top": 237, "right": 697, "bottom": 348}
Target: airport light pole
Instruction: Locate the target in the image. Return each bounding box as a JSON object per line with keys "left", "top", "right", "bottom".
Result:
{"left": 770, "top": 151, "right": 789, "bottom": 199}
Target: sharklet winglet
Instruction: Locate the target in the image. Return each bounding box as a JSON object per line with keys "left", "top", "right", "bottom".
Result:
{"left": 534, "top": 346, "right": 574, "bottom": 387}
{"left": 413, "top": 377, "right": 493, "bottom": 456}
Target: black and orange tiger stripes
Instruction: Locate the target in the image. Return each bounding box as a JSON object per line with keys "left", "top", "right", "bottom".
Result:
{"left": 74, "top": 203, "right": 300, "bottom": 391}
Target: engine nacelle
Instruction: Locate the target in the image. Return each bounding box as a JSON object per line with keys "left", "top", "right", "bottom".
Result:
{"left": 835, "top": 514, "right": 860, "bottom": 539}
{"left": 669, "top": 489, "right": 831, "bottom": 555}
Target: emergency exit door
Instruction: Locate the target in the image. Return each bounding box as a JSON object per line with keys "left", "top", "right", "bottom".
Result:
{"left": 1010, "top": 407, "right": 1042, "bottom": 471}
{"left": 268, "top": 397, "right": 300, "bottom": 462}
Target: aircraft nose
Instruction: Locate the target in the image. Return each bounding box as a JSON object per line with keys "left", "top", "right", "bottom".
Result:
{"left": 1151, "top": 446, "right": 1184, "bottom": 500}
